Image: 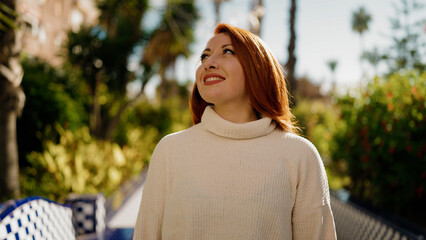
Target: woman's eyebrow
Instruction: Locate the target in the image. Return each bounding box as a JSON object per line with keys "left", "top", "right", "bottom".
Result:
{"left": 202, "top": 44, "right": 233, "bottom": 52}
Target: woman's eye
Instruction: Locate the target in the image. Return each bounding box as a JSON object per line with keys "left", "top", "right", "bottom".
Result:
{"left": 200, "top": 53, "right": 209, "bottom": 62}
{"left": 223, "top": 49, "right": 235, "bottom": 55}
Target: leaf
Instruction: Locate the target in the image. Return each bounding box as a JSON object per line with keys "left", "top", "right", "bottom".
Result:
{"left": 0, "top": 11, "right": 17, "bottom": 30}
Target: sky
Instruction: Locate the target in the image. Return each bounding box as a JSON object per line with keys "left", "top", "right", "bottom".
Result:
{"left": 143, "top": 0, "right": 425, "bottom": 97}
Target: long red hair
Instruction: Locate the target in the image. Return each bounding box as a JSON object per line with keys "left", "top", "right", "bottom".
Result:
{"left": 190, "top": 23, "right": 298, "bottom": 134}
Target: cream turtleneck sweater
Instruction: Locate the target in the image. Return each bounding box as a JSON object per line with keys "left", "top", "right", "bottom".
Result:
{"left": 133, "top": 106, "right": 336, "bottom": 240}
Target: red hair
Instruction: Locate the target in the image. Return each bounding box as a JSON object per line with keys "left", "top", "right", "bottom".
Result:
{"left": 190, "top": 23, "right": 298, "bottom": 134}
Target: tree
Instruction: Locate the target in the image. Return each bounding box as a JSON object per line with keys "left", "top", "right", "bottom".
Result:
{"left": 17, "top": 59, "right": 88, "bottom": 169}
{"left": 361, "top": 47, "right": 381, "bottom": 76}
{"left": 351, "top": 7, "right": 372, "bottom": 54}
{"left": 67, "top": 0, "right": 149, "bottom": 140}
{"left": 384, "top": 0, "right": 425, "bottom": 73}
{"left": 332, "top": 71, "right": 426, "bottom": 226}
{"left": 327, "top": 59, "right": 338, "bottom": 89}
{"left": 0, "top": 0, "right": 25, "bottom": 200}
{"left": 351, "top": 6, "right": 372, "bottom": 83}
{"left": 142, "top": 0, "right": 198, "bottom": 100}
{"left": 249, "top": 0, "right": 264, "bottom": 36}
{"left": 284, "top": 0, "right": 297, "bottom": 106}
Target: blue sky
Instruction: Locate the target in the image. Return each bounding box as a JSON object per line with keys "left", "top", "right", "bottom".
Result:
{"left": 143, "top": 0, "right": 424, "bottom": 97}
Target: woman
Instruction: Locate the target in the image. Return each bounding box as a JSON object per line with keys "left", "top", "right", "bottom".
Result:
{"left": 134, "top": 23, "right": 336, "bottom": 240}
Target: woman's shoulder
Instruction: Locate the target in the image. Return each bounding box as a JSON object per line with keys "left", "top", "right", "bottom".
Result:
{"left": 272, "top": 130, "right": 320, "bottom": 158}
{"left": 156, "top": 124, "right": 203, "bottom": 148}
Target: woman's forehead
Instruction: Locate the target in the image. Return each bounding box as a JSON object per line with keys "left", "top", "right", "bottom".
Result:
{"left": 205, "top": 33, "right": 232, "bottom": 49}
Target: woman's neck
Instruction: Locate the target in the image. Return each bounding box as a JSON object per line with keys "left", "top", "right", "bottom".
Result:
{"left": 212, "top": 104, "right": 258, "bottom": 123}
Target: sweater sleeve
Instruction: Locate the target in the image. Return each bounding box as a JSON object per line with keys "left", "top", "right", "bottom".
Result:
{"left": 291, "top": 143, "right": 337, "bottom": 240}
{"left": 133, "top": 140, "right": 168, "bottom": 240}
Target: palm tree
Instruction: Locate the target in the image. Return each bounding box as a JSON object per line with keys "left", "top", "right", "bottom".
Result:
{"left": 143, "top": 0, "right": 198, "bottom": 100}
{"left": 352, "top": 7, "right": 372, "bottom": 53}
{"left": 351, "top": 6, "right": 372, "bottom": 83}
{"left": 0, "top": 0, "right": 25, "bottom": 200}
{"left": 327, "top": 59, "right": 338, "bottom": 89}
{"left": 249, "top": 0, "right": 265, "bottom": 36}
{"left": 285, "top": 0, "right": 297, "bottom": 106}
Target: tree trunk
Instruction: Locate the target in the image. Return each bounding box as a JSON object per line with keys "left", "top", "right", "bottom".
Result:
{"left": 159, "top": 66, "right": 168, "bottom": 100}
{"left": 103, "top": 79, "right": 149, "bottom": 141}
{"left": 213, "top": 0, "right": 229, "bottom": 24}
{"left": 90, "top": 70, "right": 102, "bottom": 138}
{"left": 249, "top": 0, "right": 264, "bottom": 36}
{"left": 213, "top": 0, "right": 221, "bottom": 24}
{"left": 285, "top": 0, "right": 297, "bottom": 106}
{"left": 0, "top": 106, "right": 21, "bottom": 199}
{"left": 0, "top": 0, "right": 24, "bottom": 200}
{"left": 102, "top": 65, "right": 155, "bottom": 141}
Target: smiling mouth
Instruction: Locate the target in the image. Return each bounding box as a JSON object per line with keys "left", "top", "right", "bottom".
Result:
{"left": 204, "top": 77, "right": 225, "bottom": 85}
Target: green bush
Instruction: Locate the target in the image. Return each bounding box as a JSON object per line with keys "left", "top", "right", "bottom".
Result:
{"left": 18, "top": 58, "right": 89, "bottom": 167}
{"left": 293, "top": 99, "right": 337, "bottom": 162}
{"left": 332, "top": 71, "right": 426, "bottom": 224}
{"left": 128, "top": 97, "right": 192, "bottom": 138}
{"left": 21, "top": 124, "right": 158, "bottom": 202}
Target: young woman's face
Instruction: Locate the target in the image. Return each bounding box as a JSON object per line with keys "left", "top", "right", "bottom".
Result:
{"left": 195, "top": 33, "right": 249, "bottom": 108}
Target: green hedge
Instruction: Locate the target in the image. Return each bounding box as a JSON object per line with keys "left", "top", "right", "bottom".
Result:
{"left": 332, "top": 71, "right": 426, "bottom": 224}
{"left": 21, "top": 124, "right": 158, "bottom": 202}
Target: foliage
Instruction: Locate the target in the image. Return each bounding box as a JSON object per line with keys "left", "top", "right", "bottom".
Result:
{"left": 17, "top": 58, "right": 88, "bottom": 167}
{"left": 143, "top": 0, "right": 199, "bottom": 99}
{"left": 66, "top": 0, "right": 150, "bottom": 140}
{"left": 21, "top": 124, "right": 158, "bottom": 202}
{"left": 331, "top": 71, "right": 426, "bottom": 223}
{"left": 361, "top": 47, "right": 381, "bottom": 75}
{"left": 294, "top": 99, "right": 334, "bottom": 161}
{"left": 127, "top": 96, "right": 192, "bottom": 139}
{"left": 362, "top": 0, "right": 425, "bottom": 75}
{"left": 0, "top": 2, "right": 17, "bottom": 31}
{"left": 20, "top": 92, "right": 192, "bottom": 202}
{"left": 327, "top": 60, "right": 337, "bottom": 73}
{"left": 351, "top": 6, "right": 372, "bottom": 35}
{"left": 66, "top": 0, "right": 199, "bottom": 140}
{"left": 385, "top": 0, "right": 425, "bottom": 73}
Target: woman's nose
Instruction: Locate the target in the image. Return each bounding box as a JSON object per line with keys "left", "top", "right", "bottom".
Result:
{"left": 204, "top": 55, "right": 218, "bottom": 69}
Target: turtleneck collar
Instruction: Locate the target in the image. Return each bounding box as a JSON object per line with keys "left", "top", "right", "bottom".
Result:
{"left": 200, "top": 106, "right": 276, "bottom": 139}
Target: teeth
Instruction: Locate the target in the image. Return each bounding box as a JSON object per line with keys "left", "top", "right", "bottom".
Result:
{"left": 205, "top": 77, "right": 224, "bottom": 82}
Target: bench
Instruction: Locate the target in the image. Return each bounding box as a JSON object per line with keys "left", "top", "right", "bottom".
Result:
{"left": 0, "top": 196, "right": 75, "bottom": 239}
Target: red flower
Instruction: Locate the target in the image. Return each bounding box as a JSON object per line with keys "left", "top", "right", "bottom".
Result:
{"left": 387, "top": 102, "right": 394, "bottom": 111}
{"left": 411, "top": 86, "right": 419, "bottom": 99}
{"left": 361, "top": 127, "right": 368, "bottom": 136}
{"left": 361, "top": 156, "right": 370, "bottom": 163}
{"left": 417, "top": 186, "right": 424, "bottom": 199}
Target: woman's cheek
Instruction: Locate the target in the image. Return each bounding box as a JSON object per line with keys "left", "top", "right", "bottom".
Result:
{"left": 195, "top": 66, "right": 203, "bottom": 83}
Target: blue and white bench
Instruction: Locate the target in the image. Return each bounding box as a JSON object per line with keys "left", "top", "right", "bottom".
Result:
{"left": 0, "top": 196, "right": 75, "bottom": 240}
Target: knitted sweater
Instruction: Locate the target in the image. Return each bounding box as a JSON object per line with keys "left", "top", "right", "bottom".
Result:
{"left": 133, "top": 106, "right": 337, "bottom": 240}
